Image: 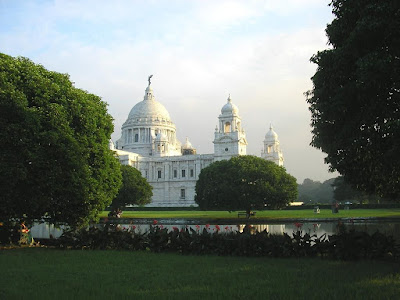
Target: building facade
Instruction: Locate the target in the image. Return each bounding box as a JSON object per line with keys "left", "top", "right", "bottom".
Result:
{"left": 112, "top": 79, "right": 284, "bottom": 207}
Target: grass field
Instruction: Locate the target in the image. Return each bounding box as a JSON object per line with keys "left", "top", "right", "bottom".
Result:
{"left": 99, "top": 208, "right": 400, "bottom": 220}
{"left": 1, "top": 248, "right": 399, "bottom": 299}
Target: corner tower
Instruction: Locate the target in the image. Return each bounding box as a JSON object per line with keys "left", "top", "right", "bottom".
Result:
{"left": 213, "top": 95, "right": 247, "bottom": 159}
{"left": 261, "top": 124, "right": 284, "bottom": 166}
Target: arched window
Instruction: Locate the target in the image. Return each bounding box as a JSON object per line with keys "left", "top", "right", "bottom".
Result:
{"left": 224, "top": 122, "right": 231, "bottom": 133}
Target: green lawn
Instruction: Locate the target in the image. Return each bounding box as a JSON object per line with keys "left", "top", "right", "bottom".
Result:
{"left": 1, "top": 248, "right": 399, "bottom": 300}
{"left": 99, "top": 208, "right": 400, "bottom": 220}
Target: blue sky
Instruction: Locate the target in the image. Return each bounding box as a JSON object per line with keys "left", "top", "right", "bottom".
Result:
{"left": 0, "top": 0, "right": 337, "bottom": 183}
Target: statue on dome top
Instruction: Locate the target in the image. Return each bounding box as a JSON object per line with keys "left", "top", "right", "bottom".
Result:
{"left": 148, "top": 74, "right": 153, "bottom": 85}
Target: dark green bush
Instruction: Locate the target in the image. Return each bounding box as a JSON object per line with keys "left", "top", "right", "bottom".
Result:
{"left": 50, "top": 222, "right": 399, "bottom": 261}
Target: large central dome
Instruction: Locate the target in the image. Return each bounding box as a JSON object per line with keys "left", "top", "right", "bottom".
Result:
{"left": 128, "top": 99, "right": 171, "bottom": 121}
{"left": 116, "top": 79, "right": 182, "bottom": 157}
{"left": 127, "top": 85, "right": 171, "bottom": 122}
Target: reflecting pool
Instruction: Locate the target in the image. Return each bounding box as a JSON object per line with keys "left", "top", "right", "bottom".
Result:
{"left": 30, "top": 220, "right": 400, "bottom": 240}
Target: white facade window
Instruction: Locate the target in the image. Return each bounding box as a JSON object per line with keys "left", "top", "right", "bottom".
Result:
{"left": 180, "top": 189, "right": 185, "bottom": 199}
{"left": 182, "top": 170, "right": 186, "bottom": 177}
{"left": 173, "top": 169, "right": 177, "bottom": 178}
{"left": 157, "top": 170, "right": 162, "bottom": 179}
{"left": 190, "top": 169, "right": 194, "bottom": 177}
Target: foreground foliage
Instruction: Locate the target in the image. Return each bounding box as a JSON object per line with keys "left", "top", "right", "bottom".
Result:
{"left": 306, "top": 0, "right": 400, "bottom": 198}
{"left": 1, "top": 248, "right": 399, "bottom": 300}
{"left": 51, "top": 223, "right": 399, "bottom": 261}
{"left": 0, "top": 53, "right": 122, "bottom": 228}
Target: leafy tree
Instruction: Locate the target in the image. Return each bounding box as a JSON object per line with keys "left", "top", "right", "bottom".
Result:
{"left": 297, "top": 178, "right": 335, "bottom": 204}
{"left": 110, "top": 165, "right": 152, "bottom": 213}
{"left": 297, "top": 179, "right": 322, "bottom": 204}
{"left": 306, "top": 0, "right": 400, "bottom": 199}
{"left": 0, "top": 53, "right": 122, "bottom": 228}
{"left": 332, "top": 176, "right": 383, "bottom": 204}
{"left": 195, "top": 156, "right": 298, "bottom": 212}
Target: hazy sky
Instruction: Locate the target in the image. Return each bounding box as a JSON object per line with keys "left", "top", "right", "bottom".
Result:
{"left": 0, "top": 0, "right": 339, "bottom": 183}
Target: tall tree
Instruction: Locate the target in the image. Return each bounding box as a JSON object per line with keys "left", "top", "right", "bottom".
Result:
{"left": 0, "top": 53, "right": 122, "bottom": 228}
{"left": 110, "top": 165, "right": 153, "bottom": 212}
{"left": 297, "top": 178, "right": 335, "bottom": 204}
{"left": 332, "top": 176, "right": 383, "bottom": 204}
{"left": 195, "top": 156, "right": 298, "bottom": 211}
{"left": 306, "top": 0, "right": 400, "bottom": 199}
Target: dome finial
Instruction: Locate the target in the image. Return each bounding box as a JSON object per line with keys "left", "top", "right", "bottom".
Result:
{"left": 144, "top": 75, "right": 154, "bottom": 101}
{"left": 270, "top": 123, "right": 273, "bottom": 130}
{"left": 227, "top": 94, "right": 231, "bottom": 102}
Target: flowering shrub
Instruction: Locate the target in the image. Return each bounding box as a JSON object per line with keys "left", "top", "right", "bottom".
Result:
{"left": 0, "top": 222, "right": 34, "bottom": 245}
{"left": 52, "top": 223, "right": 399, "bottom": 261}
{"left": 294, "top": 222, "right": 303, "bottom": 229}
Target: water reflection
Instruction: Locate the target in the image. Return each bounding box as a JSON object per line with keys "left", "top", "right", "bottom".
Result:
{"left": 30, "top": 223, "right": 65, "bottom": 239}
{"left": 30, "top": 221, "right": 400, "bottom": 241}
{"left": 116, "top": 222, "right": 400, "bottom": 240}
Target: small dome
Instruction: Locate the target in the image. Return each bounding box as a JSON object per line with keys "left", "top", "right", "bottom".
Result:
{"left": 221, "top": 95, "right": 239, "bottom": 115}
{"left": 265, "top": 125, "right": 278, "bottom": 142}
{"left": 182, "top": 137, "right": 194, "bottom": 149}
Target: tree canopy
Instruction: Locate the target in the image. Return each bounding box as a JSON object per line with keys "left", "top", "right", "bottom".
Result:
{"left": 0, "top": 53, "right": 122, "bottom": 228}
{"left": 332, "top": 176, "right": 383, "bottom": 204}
{"left": 297, "top": 178, "right": 335, "bottom": 204}
{"left": 110, "top": 165, "right": 153, "bottom": 211}
{"left": 306, "top": 0, "right": 400, "bottom": 199}
{"left": 195, "top": 156, "right": 298, "bottom": 211}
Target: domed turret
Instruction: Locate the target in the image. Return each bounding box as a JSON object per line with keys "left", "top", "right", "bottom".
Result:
{"left": 214, "top": 94, "right": 247, "bottom": 158}
{"left": 221, "top": 95, "right": 239, "bottom": 115}
{"left": 261, "top": 124, "right": 284, "bottom": 166}
{"left": 265, "top": 124, "right": 279, "bottom": 142}
{"left": 183, "top": 137, "right": 194, "bottom": 149}
{"left": 182, "top": 137, "right": 196, "bottom": 155}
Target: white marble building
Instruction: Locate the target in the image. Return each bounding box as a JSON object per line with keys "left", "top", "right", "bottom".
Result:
{"left": 112, "top": 78, "right": 284, "bottom": 207}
